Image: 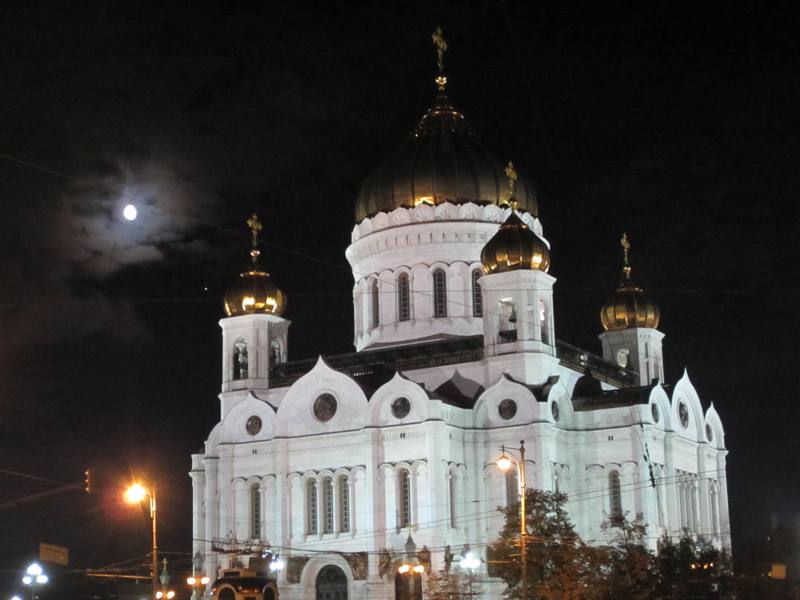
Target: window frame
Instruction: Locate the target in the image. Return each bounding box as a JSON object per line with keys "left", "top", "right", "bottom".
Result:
{"left": 433, "top": 269, "right": 448, "bottom": 318}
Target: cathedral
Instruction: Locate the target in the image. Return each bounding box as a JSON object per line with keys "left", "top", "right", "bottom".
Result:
{"left": 190, "top": 33, "right": 730, "bottom": 600}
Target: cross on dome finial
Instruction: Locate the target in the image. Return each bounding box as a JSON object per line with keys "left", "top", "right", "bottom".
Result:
{"left": 505, "top": 160, "right": 518, "bottom": 203}
{"left": 621, "top": 232, "right": 632, "bottom": 281}
{"left": 246, "top": 213, "right": 263, "bottom": 264}
{"left": 432, "top": 26, "right": 448, "bottom": 93}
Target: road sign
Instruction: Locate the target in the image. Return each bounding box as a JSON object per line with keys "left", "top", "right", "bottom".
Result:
{"left": 40, "top": 543, "right": 69, "bottom": 565}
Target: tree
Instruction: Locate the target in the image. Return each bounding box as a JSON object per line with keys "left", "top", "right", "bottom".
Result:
{"left": 653, "top": 531, "right": 733, "bottom": 599}
{"left": 424, "top": 570, "right": 481, "bottom": 600}
{"left": 601, "top": 514, "right": 655, "bottom": 599}
{"left": 489, "top": 488, "right": 609, "bottom": 599}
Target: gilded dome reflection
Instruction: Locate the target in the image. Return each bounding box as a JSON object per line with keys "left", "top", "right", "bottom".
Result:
{"left": 481, "top": 211, "right": 550, "bottom": 274}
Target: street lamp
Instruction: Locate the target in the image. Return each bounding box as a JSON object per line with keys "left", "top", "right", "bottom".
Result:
{"left": 21, "top": 563, "right": 48, "bottom": 600}
{"left": 458, "top": 549, "right": 481, "bottom": 598}
{"left": 497, "top": 440, "right": 528, "bottom": 600}
{"left": 124, "top": 482, "right": 158, "bottom": 599}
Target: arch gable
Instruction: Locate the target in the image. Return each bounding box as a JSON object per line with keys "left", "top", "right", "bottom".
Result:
{"left": 277, "top": 356, "right": 369, "bottom": 436}
{"left": 219, "top": 393, "right": 277, "bottom": 444}
{"left": 369, "top": 372, "right": 430, "bottom": 425}
{"left": 672, "top": 369, "right": 704, "bottom": 440}
{"left": 648, "top": 385, "right": 671, "bottom": 430}
{"left": 474, "top": 374, "right": 538, "bottom": 427}
{"left": 705, "top": 403, "right": 727, "bottom": 449}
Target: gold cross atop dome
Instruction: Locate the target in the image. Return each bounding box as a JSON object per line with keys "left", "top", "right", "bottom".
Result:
{"left": 505, "top": 160, "right": 518, "bottom": 202}
{"left": 246, "top": 213, "right": 263, "bottom": 263}
{"left": 621, "top": 232, "right": 632, "bottom": 280}
{"left": 432, "top": 26, "right": 448, "bottom": 92}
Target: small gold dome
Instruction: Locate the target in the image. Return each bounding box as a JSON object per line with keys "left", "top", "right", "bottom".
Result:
{"left": 480, "top": 209, "right": 550, "bottom": 274}
{"left": 224, "top": 214, "right": 287, "bottom": 317}
{"left": 600, "top": 233, "right": 660, "bottom": 331}
{"left": 224, "top": 270, "right": 287, "bottom": 317}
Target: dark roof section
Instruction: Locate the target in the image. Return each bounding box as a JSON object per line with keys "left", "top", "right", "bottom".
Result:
{"left": 268, "top": 335, "right": 637, "bottom": 392}
{"left": 433, "top": 371, "right": 485, "bottom": 409}
{"left": 572, "top": 381, "right": 662, "bottom": 412}
{"left": 504, "top": 373, "right": 560, "bottom": 402}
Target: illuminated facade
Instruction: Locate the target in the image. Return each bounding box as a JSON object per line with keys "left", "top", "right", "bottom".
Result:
{"left": 190, "top": 36, "right": 730, "bottom": 600}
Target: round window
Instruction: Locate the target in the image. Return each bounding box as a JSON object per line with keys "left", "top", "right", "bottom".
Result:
{"left": 391, "top": 397, "right": 411, "bottom": 419}
{"left": 313, "top": 393, "right": 337, "bottom": 422}
{"left": 706, "top": 424, "right": 713, "bottom": 442}
{"left": 245, "top": 415, "right": 262, "bottom": 435}
{"left": 551, "top": 401, "right": 560, "bottom": 422}
{"left": 678, "top": 401, "right": 689, "bottom": 429}
{"left": 651, "top": 403, "right": 659, "bottom": 423}
{"left": 498, "top": 399, "right": 517, "bottom": 420}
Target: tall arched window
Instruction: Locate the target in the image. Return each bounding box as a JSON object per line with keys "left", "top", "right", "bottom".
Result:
{"left": 609, "top": 470, "right": 622, "bottom": 524}
{"left": 306, "top": 480, "right": 318, "bottom": 535}
{"left": 339, "top": 475, "right": 350, "bottom": 533}
{"left": 471, "top": 269, "right": 483, "bottom": 317}
{"left": 250, "top": 484, "right": 261, "bottom": 539}
{"left": 397, "top": 273, "right": 410, "bottom": 322}
{"left": 233, "top": 338, "right": 248, "bottom": 380}
{"left": 371, "top": 279, "right": 380, "bottom": 328}
{"left": 505, "top": 470, "right": 519, "bottom": 507}
{"left": 398, "top": 469, "right": 412, "bottom": 528}
{"left": 433, "top": 269, "right": 447, "bottom": 318}
{"left": 322, "top": 477, "right": 334, "bottom": 534}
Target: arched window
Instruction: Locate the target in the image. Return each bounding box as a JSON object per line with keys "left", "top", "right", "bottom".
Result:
{"left": 398, "top": 469, "right": 412, "bottom": 528}
{"left": 371, "top": 279, "right": 380, "bottom": 328}
{"left": 433, "top": 269, "right": 447, "bottom": 318}
{"left": 609, "top": 470, "right": 622, "bottom": 524}
{"left": 471, "top": 269, "right": 483, "bottom": 317}
{"left": 306, "top": 480, "right": 318, "bottom": 535}
{"left": 397, "top": 273, "right": 410, "bottom": 322}
{"left": 322, "top": 477, "right": 334, "bottom": 534}
{"left": 270, "top": 340, "right": 282, "bottom": 365}
{"left": 339, "top": 475, "right": 350, "bottom": 533}
{"left": 250, "top": 484, "right": 261, "bottom": 539}
{"left": 539, "top": 299, "right": 549, "bottom": 345}
{"left": 233, "top": 338, "right": 248, "bottom": 380}
{"left": 505, "top": 470, "right": 519, "bottom": 507}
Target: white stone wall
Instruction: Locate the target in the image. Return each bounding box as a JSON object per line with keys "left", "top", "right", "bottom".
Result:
{"left": 192, "top": 356, "right": 730, "bottom": 599}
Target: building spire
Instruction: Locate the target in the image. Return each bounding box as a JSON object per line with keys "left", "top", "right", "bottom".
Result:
{"left": 432, "top": 26, "right": 448, "bottom": 93}
{"left": 505, "top": 160, "right": 518, "bottom": 207}
{"left": 246, "top": 213, "right": 263, "bottom": 265}
{"left": 621, "top": 232, "right": 632, "bottom": 282}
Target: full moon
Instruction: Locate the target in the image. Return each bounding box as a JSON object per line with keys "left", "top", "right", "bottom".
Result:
{"left": 123, "top": 204, "right": 138, "bottom": 221}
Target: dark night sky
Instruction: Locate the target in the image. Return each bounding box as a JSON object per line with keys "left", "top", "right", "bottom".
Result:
{"left": 0, "top": 1, "right": 798, "bottom": 592}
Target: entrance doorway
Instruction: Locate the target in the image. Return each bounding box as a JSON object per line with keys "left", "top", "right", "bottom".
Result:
{"left": 316, "top": 565, "right": 348, "bottom": 600}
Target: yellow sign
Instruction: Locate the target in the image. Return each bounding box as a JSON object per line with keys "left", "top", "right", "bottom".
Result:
{"left": 39, "top": 543, "right": 69, "bottom": 566}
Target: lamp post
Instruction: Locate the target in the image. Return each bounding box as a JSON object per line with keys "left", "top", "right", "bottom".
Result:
{"left": 21, "top": 562, "right": 48, "bottom": 600}
{"left": 497, "top": 440, "right": 527, "bottom": 600}
{"left": 124, "top": 482, "right": 158, "bottom": 599}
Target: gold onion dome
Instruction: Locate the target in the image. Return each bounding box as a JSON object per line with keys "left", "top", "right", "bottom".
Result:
{"left": 224, "top": 214, "right": 287, "bottom": 317}
{"left": 600, "top": 233, "right": 660, "bottom": 331}
{"left": 481, "top": 198, "right": 550, "bottom": 274}
{"left": 354, "top": 28, "right": 537, "bottom": 222}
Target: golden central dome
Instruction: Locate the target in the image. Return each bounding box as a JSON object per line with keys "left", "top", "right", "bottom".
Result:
{"left": 224, "top": 214, "right": 287, "bottom": 318}
{"left": 354, "top": 93, "right": 538, "bottom": 222}
{"left": 600, "top": 233, "right": 660, "bottom": 331}
{"left": 480, "top": 208, "right": 550, "bottom": 274}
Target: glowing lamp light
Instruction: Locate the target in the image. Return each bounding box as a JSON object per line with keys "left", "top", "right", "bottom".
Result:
{"left": 124, "top": 483, "right": 147, "bottom": 504}
{"left": 187, "top": 577, "right": 196, "bottom": 585}
{"left": 26, "top": 564, "right": 43, "bottom": 577}
{"left": 123, "top": 204, "right": 138, "bottom": 221}
{"left": 269, "top": 558, "right": 285, "bottom": 572}
{"left": 497, "top": 455, "right": 513, "bottom": 472}
{"left": 201, "top": 576, "right": 210, "bottom": 585}
{"left": 11, "top": 595, "right": 22, "bottom": 600}
{"left": 398, "top": 564, "right": 410, "bottom": 574}
{"left": 241, "top": 296, "right": 256, "bottom": 310}
{"left": 460, "top": 551, "right": 481, "bottom": 571}
{"left": 22, "top": 576, "right": 32, "bottom": 585}
{"left": 413, "top": 565, "right": 425, "bottom": 574}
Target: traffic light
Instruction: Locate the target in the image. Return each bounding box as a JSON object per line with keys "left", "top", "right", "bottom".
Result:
{"left": 84, "top": 468, "right": 94, "bottom": 494}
